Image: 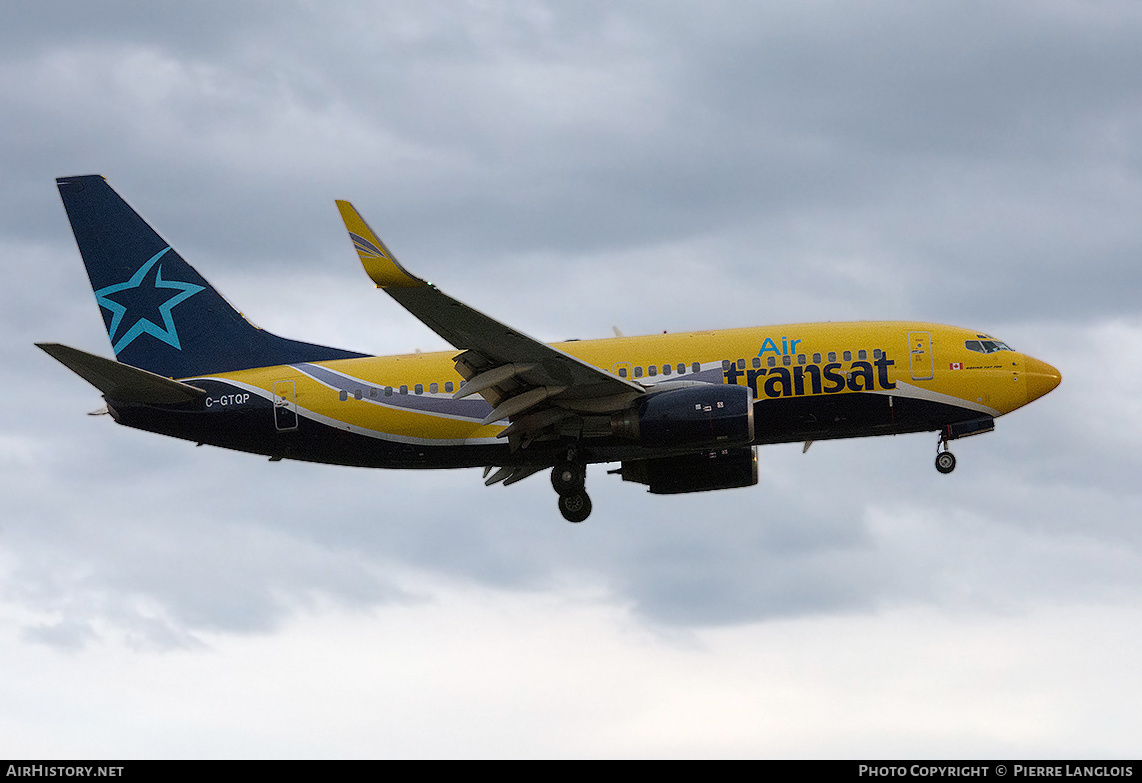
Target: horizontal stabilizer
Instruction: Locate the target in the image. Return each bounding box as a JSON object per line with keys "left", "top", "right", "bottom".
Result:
{"left": 36, "top": 343, "right": 205, "bottom": 404}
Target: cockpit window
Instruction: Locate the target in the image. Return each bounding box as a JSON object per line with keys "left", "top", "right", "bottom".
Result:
{"left": 965, "top": 338, "right": 1013, "bottom": 354}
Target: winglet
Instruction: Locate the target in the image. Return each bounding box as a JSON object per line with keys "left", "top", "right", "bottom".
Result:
{"left": 335, "top": 200, "right": 425, "bottom": 288}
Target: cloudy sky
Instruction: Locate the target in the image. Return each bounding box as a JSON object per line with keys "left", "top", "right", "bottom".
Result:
{"left": 3, "top": 0, "right": 1141, "bottom": 758}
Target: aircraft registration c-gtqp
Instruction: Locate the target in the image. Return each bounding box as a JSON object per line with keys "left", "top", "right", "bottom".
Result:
{"left": 39, "top": 175, "right": 1061, "bottom": 522}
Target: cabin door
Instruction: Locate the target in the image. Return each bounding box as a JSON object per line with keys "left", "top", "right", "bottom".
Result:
{"left": 273, "top": 381, "right": 299, "bottom": 431}
{"left": 908, "top": 332, "right": 934, "bottom": 381}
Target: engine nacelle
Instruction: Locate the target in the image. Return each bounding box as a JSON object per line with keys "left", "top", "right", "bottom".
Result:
{"left": 618, "top": 447, "right": 759, "bottom": 494}
{"left": 612, "top": 384, "right": 755, "bottom": 448}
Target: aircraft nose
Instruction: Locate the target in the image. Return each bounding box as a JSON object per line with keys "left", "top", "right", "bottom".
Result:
{"left": 1024, "top": 356, "right": 1061, "bottom": 402}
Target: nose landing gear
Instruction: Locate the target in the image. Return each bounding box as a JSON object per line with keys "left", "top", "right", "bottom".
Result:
{"left": 935, "top": 431, "right": 956, "bottom": 474}
{"left": 932, "top": 417, "right": 995, "bottom": 474}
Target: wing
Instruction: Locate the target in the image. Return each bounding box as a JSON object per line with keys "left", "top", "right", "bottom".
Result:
{"left": 336, "top": 201, "right": 645, "bottom": 450}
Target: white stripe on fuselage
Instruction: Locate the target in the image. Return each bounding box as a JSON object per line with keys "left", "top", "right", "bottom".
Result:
{"left": 868, "top": 380, "right": 1000, "bottom": 418}
{"left": 188, "top": 376, "right": 504, "bottom": 447}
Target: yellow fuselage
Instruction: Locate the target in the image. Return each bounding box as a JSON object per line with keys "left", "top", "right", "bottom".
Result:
{"left": 182, "top": 321, "right": 1059, "bottom": 464}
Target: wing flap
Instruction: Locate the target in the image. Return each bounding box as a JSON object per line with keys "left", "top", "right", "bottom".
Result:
{"left": 484, "top": 464, "right": 549, "bottom": 486}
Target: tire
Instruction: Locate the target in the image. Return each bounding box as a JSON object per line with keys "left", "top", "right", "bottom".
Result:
{"left": 935, "top": 451, "right": 956, "bottom": 474}
{"left": 558, "top": 491, "right": 592, "bottom": 523}
{"left": 551, "top": 462, "right": 586, "bottom": 494}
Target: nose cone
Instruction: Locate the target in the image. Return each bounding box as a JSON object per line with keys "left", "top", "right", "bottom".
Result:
{"left": 1024, "top": 356, "right": 1061, "bottom": 402}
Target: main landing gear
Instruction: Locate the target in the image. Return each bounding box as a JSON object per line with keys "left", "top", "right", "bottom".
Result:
{"left": 935, "top": 433, "right": 957, "bottom": 474}
{"left": 552, "top": 455, "right": 591, "bottom": 523}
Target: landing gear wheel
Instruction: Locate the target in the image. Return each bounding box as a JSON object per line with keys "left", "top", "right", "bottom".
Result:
{"left": 935, "top": 451, "right": 957, "bottom": 474}
{"left": 551, "top": 462, "right": 586, "bottom": 494}
{"left": 558, "top": 491, "right": 592, "bottom": 523}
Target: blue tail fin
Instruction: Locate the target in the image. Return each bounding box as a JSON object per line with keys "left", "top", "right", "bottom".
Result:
{"left": 56, "top": 175, "right": 367, "bottom": 378}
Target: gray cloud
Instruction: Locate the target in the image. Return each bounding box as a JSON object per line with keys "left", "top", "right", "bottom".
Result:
{"left": 2, "top": 0, "right": 1140, "bottom": 756}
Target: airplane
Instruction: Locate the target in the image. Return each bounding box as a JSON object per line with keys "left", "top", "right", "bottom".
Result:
{"left": 38, "top": 175, "right": 1061, "bottom": 523}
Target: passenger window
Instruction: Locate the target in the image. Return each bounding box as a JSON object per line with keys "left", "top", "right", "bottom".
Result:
{"left": 782, "top": 355, "right": 791, "bottom": 366}
{"left": 691, "top": 362, "right": 700, "bottom": 374}
{"left": 445, "top": 382, "right": 453, "bottom": 393}
{"left": 385, "top": 387, "right": 393, "bottom": 397}
{"left": 828, "top": 352, "right": 837, "bottom": 363}
{"left": 430, "top": 383, "right": 438, "bottom": 394}
{"left": 400, "top": 385, "right": 408, "bottom": 395}
{"left": 414, "top": 384, "right": 423, "bottom": 395}
{"left": 662, "top": 364, "right": 671, "bottom": 375}
{"left": 767, "top": 356, "right": 776, "bottom": 368}
{"left": 858, "top": 350, "right": 867, "bottom": 361}
{"left": 354, "top": 389, "right": 363, "bottom": 400}
{"left": 813, "top": 353, "right": 821, "bottom": 364}
{"left": 618, "top": 367, "right": 628, "bottom": 378}
{"left": 677, "top": 363, "right": 686, "bottom": 375}
{"left": 752, "top": 357, "right": 761, "bottom": 369}
{"left": 370, "top": 388, "right": 378, "bottom": 399}
{"left": 843, "top": 351, "right": 852, "bottom": 362}
{"left": 339, "top": 390, "right": 348, "bottom": 402}
{"left": 873, "top": 349, "right": 882, "bottom": 360}
{"left": 737, "top": 358, "right": 746, "bottom": 370}
{"left": 648, "top": 365, "right": 657, "bottom": 377}
{"left": 634, "top": 367, "right": 643, "bottom": 378}
{"left": 722, "top": 360, "right": 730, "bottom": 371}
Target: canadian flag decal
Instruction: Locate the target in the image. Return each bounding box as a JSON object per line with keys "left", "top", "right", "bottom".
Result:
{"left": 949, "top": 362, "right": 963, "bottom": 370}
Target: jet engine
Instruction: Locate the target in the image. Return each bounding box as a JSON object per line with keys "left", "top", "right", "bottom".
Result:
{"left": 611, "top": 384, "right": 755, "bottom": 448}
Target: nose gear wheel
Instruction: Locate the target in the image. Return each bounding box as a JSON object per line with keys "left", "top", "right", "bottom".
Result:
{"left": 935, "top": 431, "right": 956, "bottom": 474}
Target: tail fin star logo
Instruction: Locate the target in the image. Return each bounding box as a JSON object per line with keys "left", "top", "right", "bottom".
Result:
{"left": 93, "top": 247, "right": 206, "bottom": 354}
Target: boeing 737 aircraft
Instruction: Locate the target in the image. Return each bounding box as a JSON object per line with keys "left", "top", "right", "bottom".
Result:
{"left": 39, "top": 175, "right": 1061, "bottom": 522}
